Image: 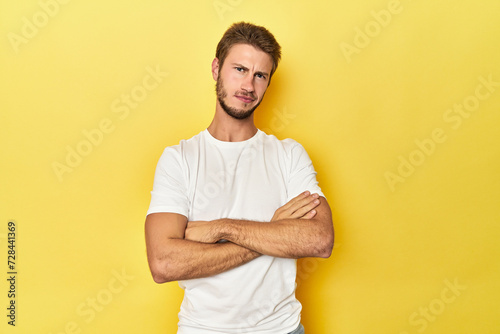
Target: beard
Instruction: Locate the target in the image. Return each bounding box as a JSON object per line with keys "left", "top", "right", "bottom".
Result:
{"left": 216, "top": 77, "right": 263, "bottom": 120}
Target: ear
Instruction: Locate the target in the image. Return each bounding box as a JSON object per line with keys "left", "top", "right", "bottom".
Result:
{"left": 211, "top": 58, "right": 219, "bottom": 81}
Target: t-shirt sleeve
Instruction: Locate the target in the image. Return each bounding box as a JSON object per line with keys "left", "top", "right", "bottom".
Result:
{"left": 287, "top": 142, "right": 325, "bottom": 202}
{"left": 146, "top": 147, "right": 189, "bottom": 218}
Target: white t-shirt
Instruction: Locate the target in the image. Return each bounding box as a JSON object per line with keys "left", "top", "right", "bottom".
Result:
{"left": 147, "top": 129, "right": 324, "bottom": 334}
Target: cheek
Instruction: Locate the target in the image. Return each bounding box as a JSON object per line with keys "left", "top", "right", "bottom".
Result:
{"left": 256, "top": 83, "right": 268, "bottom": 97}
{"left": 223, "top": 74, "right": 240, "bottom": 89}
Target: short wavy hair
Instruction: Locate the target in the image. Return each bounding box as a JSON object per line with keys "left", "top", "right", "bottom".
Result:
{"left": 215, "top": 22, "right": 281, "bottom": 78}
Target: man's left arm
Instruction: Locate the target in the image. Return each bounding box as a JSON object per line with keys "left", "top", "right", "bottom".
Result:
{"left": 185, "top": 194, "right": 334, "bottom": 259}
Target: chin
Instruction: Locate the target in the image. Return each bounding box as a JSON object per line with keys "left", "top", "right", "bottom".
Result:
{"left": 225, "top": 109, "right": 254, "bottom": 120}
{"left": 219, "top": 97, "right": 258, "bottom": 120}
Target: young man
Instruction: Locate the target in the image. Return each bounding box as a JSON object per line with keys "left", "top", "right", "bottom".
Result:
{"left": 145, "top": 22, "right": 334, "bottom": 334}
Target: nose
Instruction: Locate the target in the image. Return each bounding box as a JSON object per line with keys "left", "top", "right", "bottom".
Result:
{"left": 241, "top": 75, "right": 255, "bottom": 93}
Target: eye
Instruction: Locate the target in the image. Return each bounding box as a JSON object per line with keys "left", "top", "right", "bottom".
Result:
{"left": 255, "top": 73, "right": 266, "bottom": 79}
{"left": 235, "top": 67, "right": 244, "bottom": 72}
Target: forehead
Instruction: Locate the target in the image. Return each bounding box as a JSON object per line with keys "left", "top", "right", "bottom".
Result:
{"left": 224, "top": 44, "right": 273, "bottom": 73}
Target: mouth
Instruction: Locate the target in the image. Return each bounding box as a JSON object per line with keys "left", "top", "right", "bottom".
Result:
{"left": 235, "top": 95, "right": 256, "bottom": 104}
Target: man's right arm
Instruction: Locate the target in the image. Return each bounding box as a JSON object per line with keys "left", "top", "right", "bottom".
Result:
{"left": 145, "top": 212, "right": 260, "bottom": 283}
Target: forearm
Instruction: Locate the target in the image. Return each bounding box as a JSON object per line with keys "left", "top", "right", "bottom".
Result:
{"left": 217, "top": 217, "right": 333, "bottom": 259}
{"left": 149, "top": 238, "right": 260, "bottom": 283}
{"left": 184, "top": 195, "right": 334, "bottom": 260}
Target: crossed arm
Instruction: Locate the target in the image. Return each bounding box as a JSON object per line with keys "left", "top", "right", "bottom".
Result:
{"left": 145, "top": 191, "right": 334, "bottom": 283}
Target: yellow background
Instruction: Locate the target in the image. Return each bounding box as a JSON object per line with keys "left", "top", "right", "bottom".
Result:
{"left": 1, "top": 0, "right": 499, "bottom": 333}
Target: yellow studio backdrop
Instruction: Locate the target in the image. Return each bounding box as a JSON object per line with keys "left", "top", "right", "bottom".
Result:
{"left": 1, "top": 0, "right": 499, "bottom": 333}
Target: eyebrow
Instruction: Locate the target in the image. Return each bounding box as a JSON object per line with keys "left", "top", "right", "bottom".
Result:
{"left": 232, "top": 63, "right": 270, "bottom": 77}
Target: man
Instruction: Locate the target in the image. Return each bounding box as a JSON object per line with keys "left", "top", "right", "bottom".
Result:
{"left": 145, "top": 22, "right": 334, "bottom": 334}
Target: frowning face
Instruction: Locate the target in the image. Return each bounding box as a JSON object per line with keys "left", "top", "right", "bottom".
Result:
{"left": 213, "top": 43, "right": 273, "bottom": 120}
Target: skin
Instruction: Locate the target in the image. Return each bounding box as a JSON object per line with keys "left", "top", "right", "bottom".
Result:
{"left": 185, "top": 192, "right": 333, "bottom": 259}
{"left": 145, "top": 43, "right": 334, "bottom": 283}
{"left": 207, "top": 43, "right": 271, "bottom": 142}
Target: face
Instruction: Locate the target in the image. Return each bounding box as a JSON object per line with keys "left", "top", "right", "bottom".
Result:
{"left": 213, "top": 44, "right": 273, "bottom": 120}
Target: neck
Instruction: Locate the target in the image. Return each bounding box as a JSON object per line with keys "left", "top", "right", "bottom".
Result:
{"left": 207, "top": 104, "right": 258, "bottom": 142}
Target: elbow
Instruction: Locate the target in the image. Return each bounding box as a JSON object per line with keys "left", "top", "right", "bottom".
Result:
{"left": 317, "top": 243, "right": 333, "bottom": 259}
{"left": 317, "top": 231, "right": 334, "bottom": 259}
{"left": 149, "top": 260, "right": 175, "bottom": 284}
{"left": 319, "top": 241, "right": 333, "bottom": 258}
{"left": 151, "top": 271, "right": 169, "bottom": 284}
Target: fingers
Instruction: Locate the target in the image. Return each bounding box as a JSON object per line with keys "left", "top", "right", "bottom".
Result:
{"left": 278, "top": 191, "right": 311, "bottom": 211}
{"left": 300, "top": 209, "right": 317, "bottom": 219}
{"left": 274, "top": 191, "right": 321, "bottom": 220}
{"left": 292, "top": 197, "right": 320, "bottom": 219}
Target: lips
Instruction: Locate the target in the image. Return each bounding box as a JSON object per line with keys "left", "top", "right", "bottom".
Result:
{"left": 235, "top": 95, "right": 255, "bottom": 103}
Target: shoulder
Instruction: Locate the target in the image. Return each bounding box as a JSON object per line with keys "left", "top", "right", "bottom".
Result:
{"left": 258, "top": 130, "right": 306, "bottom": 155}
{"left": 163, "top": 130, "right": 204, "bottom": 153}
{"left": 158, "top": 130, "right": 205, "bottom": 165}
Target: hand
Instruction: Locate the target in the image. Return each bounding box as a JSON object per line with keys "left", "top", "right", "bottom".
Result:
{"left": 185, "top": 220, "right": 220, "bottom": 243}
{"left": 271, "top": 191, "right": 321, "bottom": 222}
